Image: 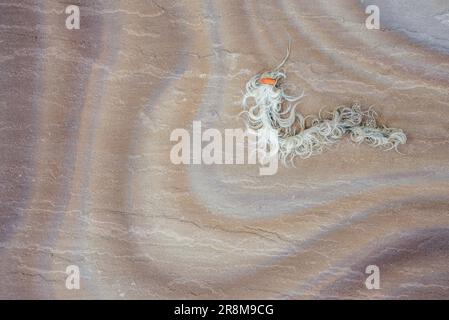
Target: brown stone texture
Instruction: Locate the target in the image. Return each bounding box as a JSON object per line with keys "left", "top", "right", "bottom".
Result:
{"left": 0, "top": 0, "right": 448, "bottom": 299}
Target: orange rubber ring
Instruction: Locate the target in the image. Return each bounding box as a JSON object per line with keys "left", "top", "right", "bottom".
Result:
{"left": 259, "top": 77, "right": 277, "bottom": 85}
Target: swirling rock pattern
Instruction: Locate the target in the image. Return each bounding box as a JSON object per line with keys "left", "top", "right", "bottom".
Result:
{"left": 1, "top": 0, "right": 449, "bottom": 299}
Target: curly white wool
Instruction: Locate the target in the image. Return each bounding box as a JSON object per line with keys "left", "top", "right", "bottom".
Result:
{"left": 241, "top": 53, "right": 407, "bottom": 164}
